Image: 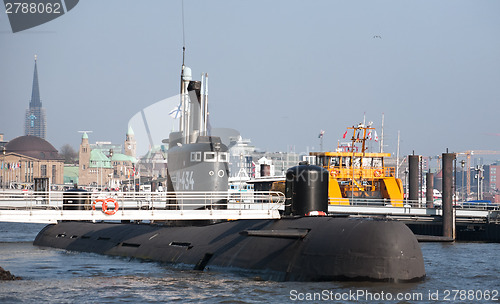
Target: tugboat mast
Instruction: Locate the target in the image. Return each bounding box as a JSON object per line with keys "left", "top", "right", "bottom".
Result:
{"left": 347, "top": 123, "right": 374, "bottom": 153}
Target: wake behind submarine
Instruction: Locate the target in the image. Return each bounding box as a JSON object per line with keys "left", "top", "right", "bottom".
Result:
{"left": 34, "top": 164, "right": 425, "bottom": 282}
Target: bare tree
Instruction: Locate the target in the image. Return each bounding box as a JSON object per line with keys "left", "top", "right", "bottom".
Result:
{"left": 60, "top": 144, "right": 78, "bottom": 164}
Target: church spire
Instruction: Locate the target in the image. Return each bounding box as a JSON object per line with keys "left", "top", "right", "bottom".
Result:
{"left": 25, "top": 55, "right": 47, "bottom": 139}
{"left": 30, "top": 55, "right": 41, "bottom": 108}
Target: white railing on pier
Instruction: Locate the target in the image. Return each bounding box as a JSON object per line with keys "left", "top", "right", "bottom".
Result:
{"left": 329, "top": 197, "right": 500, "bottom": 210}
{"left": 327, "top": 198, "right": 499, "bottom": 219}
{"left": 0, "top": 190, "right": 285, "bottom": 223}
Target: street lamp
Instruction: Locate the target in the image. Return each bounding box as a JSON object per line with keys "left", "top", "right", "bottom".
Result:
{"left": 460, "top": 160, "right": 465, "bottom": 201}
{"left": 109, "top": 149, "right": 113, "bottom": 188}
{"left": 475, "top": 165, "right": 484, "bottom": 200}
{"left": 404, "top": 168, "right": 409, "bottom": 204}
{"left": 1, "top": 146, "right": 5, "bottom": 189}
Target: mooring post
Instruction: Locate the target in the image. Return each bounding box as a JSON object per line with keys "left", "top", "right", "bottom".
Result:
{"left": 442, "top": 153, "right": 456, "bottom": 239}
{"left": 408, "top": 155, "right": 420, "bottom": 206}
{"left": 426, "top": 172, "right": 434, "bottom": 209}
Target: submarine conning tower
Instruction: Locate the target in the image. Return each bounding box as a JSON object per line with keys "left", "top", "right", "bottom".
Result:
{"left": 285, "top": 162, "right": 329, "bottom": 216}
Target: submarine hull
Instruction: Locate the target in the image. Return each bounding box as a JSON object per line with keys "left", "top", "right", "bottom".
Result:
{"left": 34, "top": 217, "right": 425, "bottom": 282}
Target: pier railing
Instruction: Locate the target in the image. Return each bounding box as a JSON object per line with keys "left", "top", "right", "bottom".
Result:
{"left": 328, "top": 198, "right": 500, "bottom": 210}
{"left": 0, "top": 190, "right": 285, "bottom": 223}
{"left": 1, "top": 189, "right": 496, "bottom": 223}
{"left": 328, "top": 197, "right": 500, "bottom": 221}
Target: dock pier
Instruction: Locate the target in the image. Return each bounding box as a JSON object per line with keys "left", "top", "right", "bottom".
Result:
{"left": 327, "top": 200, "right": 500, "bottom": 242}
{"left": 1, "top": 189, "right": 499, "bottom": 242}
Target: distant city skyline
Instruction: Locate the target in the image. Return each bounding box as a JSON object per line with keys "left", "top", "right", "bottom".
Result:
{"left": 1, "top": 1, "right": 499, "bottom": 164}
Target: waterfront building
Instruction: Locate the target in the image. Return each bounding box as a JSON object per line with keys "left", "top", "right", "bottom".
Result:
{"left": 228, "top": 136, "right": 256, "bottom": 178}
{"left": 0, "top": 135, "right": 64, "bottom": 188}
{"left": 78, "top": 130, "right": 138, "bottom": 188}
{"left": 487, "top": 163, "right": 499, "bottom": 203}
{"left": 0, "top": 134, "right": 7, "bottom": 149}
{"left": 64, "top": 164, "right": 79, "bottom": 185}
{"left": 78, "top": 132, "right": 113, "bottom": 187}
{"left": 255, "top": 151, "right": 300, "bottom": 177}
{"left": 24, "top": 56, "right": 47, "bottom": 139}
{"left": 489, "top": 163, "right": 499, "bottom": 192}
{"left": 228, "top": 136, "right": 301, "bottom": 178}
{"left": 136, "top": 146, "right": 167, "bottom": 181}
{"left": 124, "top": 126, "right": 136, "bottom": 157}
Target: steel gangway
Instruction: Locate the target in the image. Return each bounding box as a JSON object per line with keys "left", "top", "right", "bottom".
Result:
{"left": 0, "top": 190, "right": 285, "bottom": 224}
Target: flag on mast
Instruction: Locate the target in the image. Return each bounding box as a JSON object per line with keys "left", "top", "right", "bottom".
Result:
{"left": 374, "top": 131, "right": 379, "bottom": 142}
{"left": 169, "top": 103, "right": 182, "bottom": 119}
{"left": 318, "top": 130, "right": 325, "bottom": 138}
{"left": 342, "top": 130, "right": 348, "bottom": 139}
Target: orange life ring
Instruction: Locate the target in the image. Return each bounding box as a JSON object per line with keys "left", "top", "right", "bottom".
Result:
{"left": 330, "top": 170, "right": 340, "bottom": 178}
{"left": 102, "top": 198, "right": 119, "bottom": 215}
{"left": 374, "top": 170, "right": 382, "bottom": 177}
{"left": 92, "top": 198, "right": 105, "bottom": 211}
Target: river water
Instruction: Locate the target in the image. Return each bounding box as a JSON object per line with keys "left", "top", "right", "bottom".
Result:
{"left": 0, "top": 222, "right": 499, "bottom": 303}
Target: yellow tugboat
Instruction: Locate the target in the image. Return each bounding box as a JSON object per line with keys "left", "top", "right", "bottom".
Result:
{"left": 310, "top": 123, "right": 404, "bottom": 207}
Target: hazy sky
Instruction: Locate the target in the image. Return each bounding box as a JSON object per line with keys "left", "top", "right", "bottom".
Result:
{"left": 1, "top": 1, "right": 499, "bottom": 161}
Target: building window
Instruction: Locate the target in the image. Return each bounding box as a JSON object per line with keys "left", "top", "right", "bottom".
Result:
{"left": 41, "top": 165, "right": 47, "bottom": 177}
{"left": 52, "top": 165, "right": 56, "bottom": 180}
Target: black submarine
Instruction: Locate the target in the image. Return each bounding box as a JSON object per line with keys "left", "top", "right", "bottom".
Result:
{"left": 34, "top": 56, "right": 425, "bottom": 282}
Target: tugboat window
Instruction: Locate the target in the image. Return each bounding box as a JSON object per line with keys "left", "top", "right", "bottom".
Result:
{"left": 330, "top": 157, "right": 340, "bottom": 167}
{"left": 342, "top": 157, "right": 350, "bottom": 167}
{"left": 373, "top": 157, "right": 383, "bottom": 168}
{"left": 353, "top": 157, "right": 361, "bottom": 168}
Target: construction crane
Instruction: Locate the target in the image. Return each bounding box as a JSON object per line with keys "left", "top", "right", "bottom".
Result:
{"left": 457, "top": 150, "right": 500, "bottom": 198}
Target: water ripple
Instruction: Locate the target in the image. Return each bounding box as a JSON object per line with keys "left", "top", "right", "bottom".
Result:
{"left": 1, "top": 223, "right": 499, "bottom": 303}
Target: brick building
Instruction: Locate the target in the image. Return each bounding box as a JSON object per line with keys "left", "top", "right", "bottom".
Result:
{"left": 78, "top": 128, "right": 137, "bottom": 188}
{"left": 0, "top": 135, "right": 64, "bottom": 188}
